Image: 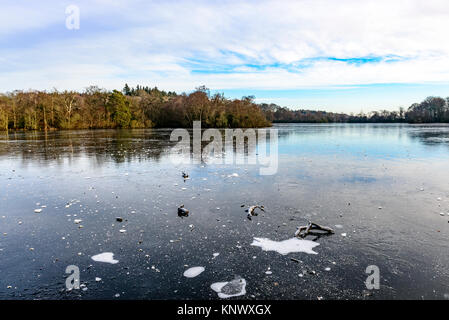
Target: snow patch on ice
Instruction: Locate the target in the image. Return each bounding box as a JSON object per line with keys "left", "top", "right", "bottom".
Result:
{"left": 211, "top": 278, "right": 247, "bottom": 299}
{"left": 251, "top": 237, "right": 319, "bottom": 255}
{"left": 91, "top": 252, "right": 119, "bottom": 264}
{"left": 183, "top": 266, "right": 205, "bottom": 278}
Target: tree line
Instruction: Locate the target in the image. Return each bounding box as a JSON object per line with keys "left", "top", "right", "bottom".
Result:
{"left": 1, "top": 85, "right": 448, "bottom": 131}
{"left": 0, "top": 85, "right": 270, "bottom": 131}
{"left": 260, "top": 96, "right": 449, "bottom": 124}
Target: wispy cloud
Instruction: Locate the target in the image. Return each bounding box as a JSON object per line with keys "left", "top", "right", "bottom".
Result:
{"left": 1, "top": 0, "right": 449, "bottom": 111}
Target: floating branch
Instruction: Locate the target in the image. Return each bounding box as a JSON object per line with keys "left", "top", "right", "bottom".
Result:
{"left": 295, "top": 222, "right": 334, "bottom": 238}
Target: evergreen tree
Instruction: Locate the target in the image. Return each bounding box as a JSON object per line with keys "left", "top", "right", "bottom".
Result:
{"left": 107, "top": 90, "right": 131, "bottom": 128}
{"left": 123, "top": 84, "right": 131, "bottom": 96}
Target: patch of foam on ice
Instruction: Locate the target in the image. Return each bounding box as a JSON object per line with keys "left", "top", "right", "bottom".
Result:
{"left": 183, "top": 266, "right": 205, "bottom": 278}
{"left": 251, "top": 237, "right": 319, "bottom": 255}
{"left": 211, "top": 278, "right": 246, "bottom": 299}
{"left": 91, "top": 252, "right": 119, "bottom": 264}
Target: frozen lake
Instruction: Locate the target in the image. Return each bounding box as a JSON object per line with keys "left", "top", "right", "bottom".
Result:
{"left": 1, "top": 123, "right": 449, "bottom": 299}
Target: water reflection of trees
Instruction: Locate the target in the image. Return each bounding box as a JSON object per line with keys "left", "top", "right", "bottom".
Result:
{"left": 0, "top": 128, "right": 260, "bottom": 167}
{"left": 275, "top": 123, "right": 410, "bottom": 140}
{"left": 4, "top": 125, "right": 448, "bottom": 168}
{"left": 0, "top": 129, "right": 175, "bottom": 166}
{"left": 276, "top": 123, "right": 449, "bottom": 150}
{"left": 405, "top": 125, "right": 449, "bottom": 147}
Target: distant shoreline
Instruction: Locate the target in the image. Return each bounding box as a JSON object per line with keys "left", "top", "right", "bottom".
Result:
{"left": 271, "top": 120, "right": 449, "bottom": 124}
{"left": 1, "top": 85, "right": 448, "bottom": 131}
{"left": 2, "top": 122, "right": 449, "bottom": 133}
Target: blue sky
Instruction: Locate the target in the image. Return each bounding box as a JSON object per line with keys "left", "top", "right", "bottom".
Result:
{"left": 1, "top": 0, "right": 449, "bottom": 113}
